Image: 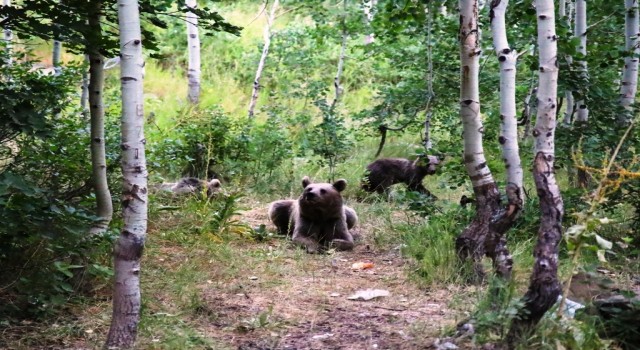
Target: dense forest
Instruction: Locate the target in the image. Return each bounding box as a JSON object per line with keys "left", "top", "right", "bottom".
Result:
{"left": 1, "top": 0, "right": 639, "bottom": 349}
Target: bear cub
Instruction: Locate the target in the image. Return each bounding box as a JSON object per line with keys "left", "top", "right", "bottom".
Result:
{"left": 268, "top": 176, "right": 358, "bottom": 253}
{"left": 362, "top": 155, "right": 440, "bottom": 195}
{"left": 170, "top": 177, "right": 221, "bottom": 198}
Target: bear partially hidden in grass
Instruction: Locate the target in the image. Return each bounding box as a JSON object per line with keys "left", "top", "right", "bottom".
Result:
{"left": 268, "top": 176, "right": 358, "bottom": 253}
{"left": 362, "top": 155, "right": 440, "bottom": 196}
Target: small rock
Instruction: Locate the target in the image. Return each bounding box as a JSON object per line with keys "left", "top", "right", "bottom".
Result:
{"left": 311, "top": 333, "right": 334, "bottom": 340}
{"left": 249, "top": 276, "right": 258, "bottom": 280}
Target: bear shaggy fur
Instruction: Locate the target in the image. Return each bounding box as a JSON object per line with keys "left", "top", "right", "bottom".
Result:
{"left": 362, "top": 155, "right": 440, "bottom": 195}
{"left": 268, "top": 176, "right": 358, "bottom": 253}
{"left": 169, "top": 177, "right": 221, "bottom": 198}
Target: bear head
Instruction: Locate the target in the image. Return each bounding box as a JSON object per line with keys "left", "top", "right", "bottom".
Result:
{"left": 415, "top": 155, "right": 440, "bottom": 175}
{"left": 298, "top": 176, "right": 346, "bottom": 219}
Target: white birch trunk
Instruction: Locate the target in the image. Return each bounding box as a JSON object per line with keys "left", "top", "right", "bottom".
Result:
{"left": 105, "top": 0, "right": 147, "bottom": 347}
{"left": 490, "top": 0, "right": 523, "bottom": 194}
{"left": 560, "top": 0, "right": 574, "bottom": 125}
{"left": 52, "top": 41, "right": 62, "bottom": 75}
{"left": 87, "top": 2, "right": 113, "bottom": 237}
{"left": 186, "top": 0, "right": 201, "bottom": 104}
{"left": 81, "top": 55, "right": 90, "bottom": 116}
{"left": 460, "top": 0, "right": 493, "bottom": 188}
{"left": 455, "top": 0, "right": 502, "bottom": 282}
{"left": 574, "top": 0, "right": 588, "bottom": 122}
{"left": 509, "top": 0, "right": 564, "bottom": 339}
{"left": 619, "top": 0, "right": 640, "bottom": 125}
{"left": 247, "top": 0, "right": 279, "bottom": 119}
{"left": 3, "top": 0, "right": 12, "bottom": 64}
{"left": 363, "top": 0, "right": 376, "bottom": 44}
{"left": 332, "top": 0, "right": 348, "bottom": 109}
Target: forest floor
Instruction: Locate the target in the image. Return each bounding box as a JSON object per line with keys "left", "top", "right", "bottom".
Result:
{"left": 2, "top": 196, "right": 472, "bottom": 350}
{"left": 189, "top": 205, "right": 463, "bottom": 350}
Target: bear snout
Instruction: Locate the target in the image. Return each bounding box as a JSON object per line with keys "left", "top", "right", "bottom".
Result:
{"left": 303, "top": 190, "right": 317, "bottom": 201}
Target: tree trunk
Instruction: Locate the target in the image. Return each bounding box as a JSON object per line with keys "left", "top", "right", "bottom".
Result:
{"left": 247, "top": 0, "right": 279, "bottom": 119}
{"left": 53, "top": 40, "right": 62, "bottom": 75}
{"left": 186, "top": 0, "right": 201, "bottom": 104}
{"left": 81, "top": 54, "right": 90, "bottom": 117}
{"left": 105, "top": 0, "right": 148, "bottom": 348}
{"left": 488, "top": 0, "right": 523, "bottom": 279}
{"left": 560, "top": 0, "right": 574, "bottom": 125}
{"left": 423, "top": 4, "right": 434, "bottom": 152}
{"left": 455, "top": 0, "right": 502, "bottom": 283}
{"left": 331, "top": 0, "right": 348, "bottom": 110}
{"left": 363, "top": 0, "right": 376, "bottom": 44}
{"left": 508, "top": 0, "right": 564, "bottom": 342}
{"left": 619, "top": 0, "right": 639, "bottom": 125}
{"left": 574, "top": 0, "right": 588, "bottom": 122}
{"left": 87, "top": 2, "right": 113, "bottom": 236}
{"left": 3, "top": 0, "right": 12, "bottom": 64}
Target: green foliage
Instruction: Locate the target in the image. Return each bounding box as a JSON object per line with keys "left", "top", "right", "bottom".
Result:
{"left": 0, "top": 46, "right": 81, "bottom": 145}
{"left": 402, "top": 206, "right": 474, "bottom": 285}
{"left": 148, "top": 107, "right": 249, "bottom": 179}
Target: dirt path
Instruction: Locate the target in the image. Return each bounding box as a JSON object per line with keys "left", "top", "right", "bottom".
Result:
{"left": 197, "top": 206, "right": 458, "bottom": 350}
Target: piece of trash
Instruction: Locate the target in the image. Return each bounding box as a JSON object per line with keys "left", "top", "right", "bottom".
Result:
{"left": 312, "top": 333, "right": 334, "bottom": 340}
{"left": 249, "top": 276, "right": 258, "bottom": 280}
{"left": 347, "top": 289, "right": 390, "bottom": 301}
{"left": 85, "top": 329, "right": 94, "bottom": 334}
{"left": 206, "top": 280, "right": 213, "bottom": 284}
{"left": 330, "top": 292, "right": 341, "bottom": 297}
{"left": 351, "top": 262, "right": 375, "bottom": 270}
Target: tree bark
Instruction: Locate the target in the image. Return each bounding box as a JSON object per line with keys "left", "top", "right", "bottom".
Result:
{"left": 619, "top": 0, "right": 640, "bottom": 125}
{"left": 186, "top": 0, "right": 201, "bottom": 104}
{"left": 455, "top": 0, "right": 502, "bottom": 282}
{"left": 105, "top": 0, "right": 148, "bottom": 348}
{"left": 488, "top": 0, "right": 523, "bottom": 279}
{"left": 363, "top": 0, "right": 376, "bottom": 44}
{"left": 560, "top": 0, "right": 574, "bottom": 125}
{"left": 87, "top": 2, "right": 113, "bottom": 236}
{"left": 331, "top": 0, "right": 348, "bottom": 110}
{"left": 81, "top": 54, "right": 90, "bottom": 117}
{"left": 247, "top": 0, "right": 279, "bottom": 119}
{"left": 574, "top": 0, "right": 588, "bottom": 122}
{"left": 3, "top": 0, "right": 12, "bottom": 64}
{"left": 508, "top": 0, "right": 564, "bottom": 342}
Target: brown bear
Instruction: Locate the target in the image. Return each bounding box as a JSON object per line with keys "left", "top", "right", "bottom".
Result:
{"left": 362, "top": 155, "right": 440, "bottom": 195}
{"left": 268, "top": 176, "right": 358, "bottom": 253}
{"left": 165, "top": 177, "right": 221, "bottom": 198}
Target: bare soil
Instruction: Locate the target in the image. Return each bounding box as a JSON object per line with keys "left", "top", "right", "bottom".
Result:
{"left": 193, "top": 206, "right": 458, "bottom": 350}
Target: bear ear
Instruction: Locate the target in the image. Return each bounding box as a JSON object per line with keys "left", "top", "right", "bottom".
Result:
{"left": 209, "top": 179, "right": 221, "bottom": 188}
{"left": 333, "top": 179, "right": 347, "bottom": 192}
{"left": 302, "top": 176, "right": 312, "bottom": 188}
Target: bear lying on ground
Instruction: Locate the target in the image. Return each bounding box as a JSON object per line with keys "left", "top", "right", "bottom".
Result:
{"left": 159, "top": 177, "right": 221, "bottom": 198}
{"left": 268, "top": 176, "right": 358, "bottom": 253}
{"left": 361, "top": 155, "right": 440, "bottom": 195}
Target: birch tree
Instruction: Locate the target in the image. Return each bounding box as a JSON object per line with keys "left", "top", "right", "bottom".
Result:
{"left": 86, "top": 1, "right": 112, "bottom": 236}
{"left": 105, "top": 0, "right": 148, "bottom": 347}
{"left": 619, "top": 0, "right": 639, "bottom": 125}
{"left": 3, "top": 0, "right": 12, "bottom": 64}
{"left": 332, "top": 0, "right": 348, "bottom": 109}
{"left": 560, "top": 0, "right": 574, "bottom": 125}
{"left": 455, "top": 0, "right": 502, "bottom": 281}
{"left": 186, "top": 0, "right": 201, "bottom": 104}
{"left": 487, "top": 0, "right": 523, "bottom": 279}
{"left": 248, "top": 0, "right": 280, "bottom": 119}
{"left": 363, "top": 0, "right": 376, "bottom": 44}
{"left": 509, "top": 0, "right": 564, "bottom": 340}
{"left": 574, "top": 0, "right": 588, "bottom": 122}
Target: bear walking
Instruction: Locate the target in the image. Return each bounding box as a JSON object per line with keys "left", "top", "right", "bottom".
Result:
{"left": 268, "top": 176, "right": 358, "bottom": 253}
{"left": 362, "top": 155, "right": 439, "bottom": 195}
